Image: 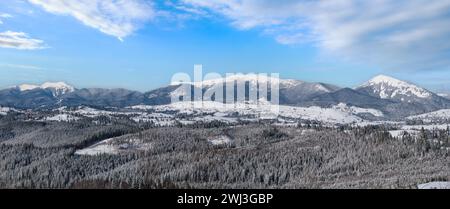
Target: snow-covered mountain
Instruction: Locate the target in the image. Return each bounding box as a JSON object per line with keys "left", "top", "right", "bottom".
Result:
{"left": 0, "top": 75, "right": 449, "bottom": 119}
{"left": 132, "top": 101, "right": 371, "bottom": 124}
{"left": 356, "top": 75, "right": 433, "bottom": 102}
{"left": 0, "top": 83, "right": 143, "bottom": 109}
{"left": 17, "top": 82, "right": 75, "bottom": 96}
{"left": 169, "top": 74, "right": 341, "bottom": 105}
{"left": 188, "top": 74, "right": 303, "bottom": 88}
{"left": 60, "top": 88, "right": 144, "bottom": 107}
{"left": 355, "top": 75, "right": 450, "bottom": 115}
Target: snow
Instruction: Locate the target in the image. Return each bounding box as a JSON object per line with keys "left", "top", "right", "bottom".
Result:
{"left": 0, "top": 107, "right": 19, "bottom": 115}
{"left": 278, "top": 105, "right": 363, "bottom": 124}
{"left": 44, "top": 113, "right": 79, "bottom": 122}
{"left": 16, "top": 81, "right": 74, "bottom": 95}
{"left": 148, "top": 101, "right": 365, "bottom": 124}
{"left": 55, "top": 106, "right": 179, "bottom": 125}
{"left": 208, "top": 136, "right": 232, "bottom": 145}
{"left": 173, "top": 74, "right": 302, "bottom": 88}
{"left": 18, "top": 84, "right": 40, "bottom": 91}
{"left": 360, "top": 75, "right": 432, "bottom": 99}
{"left": 401, "top": 124, "right": 450, "bottom": 131}
{"left": 129, "top": 105, "right": 153, "bottom": 110}
{"left": 407, "top": 109, "right": 450, "bottom": 122}
{"left": 53, "top": 106, "right": 115, "bottom": 119}
{"left": 60, "top": 106, "right": 117, "bottom": 117}
{"left": 332, "top": 103, "right": 384, "bottom": 117}
{"left": 131, "top": 115, "right": 174, "bottom": 126}
{"left": 314, "top": 84, "right": 331, "bottom": 92}
{"left": 75, "top": 144, "right": 118, "bottom": 156}
{"left": 354, "top": 121, "right": 402, "bottom": 127}
{"left": 418, "top": 181, "right": 450, "bottom": 189}
{"left": 169, "top": 84, "right": 191, "bottom": 98}
{"left": 41, "top": 82, "right": 75, "bottom": 95}
{"left": 72, "top": 107, "right": 110, "bottom": 116}
{"left": 41, "top": 81, "right": 74, "bottom": 91}
{"left": 75, "top": 138, "right": 117, "bottom": 155}
{"left": 438, "top": 93, "right": 448, "bottom": 98}
{"left": 388, "top": 130, "right": 419, "bottom": 138}
{"left": 75, "top": 138, "right": 152, "bottom": 156}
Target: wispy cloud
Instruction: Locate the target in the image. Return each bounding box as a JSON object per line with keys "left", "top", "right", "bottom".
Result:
{"left": 28, "top": 0, "right": 155, "bottom": 41}
{"left": 178, "top": 0, "right": 450, "bottom": 71}
{"left": 0, "top": 63, "right": 44, "bottom": 70}
{"left": 0, "top": 31, "right": 46, "bottom": 50}
{"left": 0, "top": 13, "right": 12, "bottom": 24}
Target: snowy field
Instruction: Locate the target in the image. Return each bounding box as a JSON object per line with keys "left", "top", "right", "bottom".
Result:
{"left": 418, "top": 181, "right": 450, "bottom": 189}
{"left": 75, "top": 137, "right": 152, "bottom": 156}
{"left": 3, "top": 103, "right": 450, "bottom": 131}
{"left": 131, "top": 101, "right": 384, "bottom": 124}
{"left": 407, "top": 109, "right": 450, "bottom": 122}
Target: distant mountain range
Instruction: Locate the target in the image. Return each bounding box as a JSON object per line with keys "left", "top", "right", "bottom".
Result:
{"left": 1, "top": 75, "right": 449, "bottom": 119}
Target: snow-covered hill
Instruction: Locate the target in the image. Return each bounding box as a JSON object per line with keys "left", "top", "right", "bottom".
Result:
{"left": 418, "top": 181, "right": 450, "bottom": 189}
{"left": 407, "top": 109, "right": 450, "bottom": 122}
{"left": 17, "top": 81, "right": 75, "bottom": 96}
{"left": 0, "top": 107, "right": 20, "bottom": 115}
{"left": 132, "top": 101, "right": 383, "bottom": 124}
{"left": 75, "top": 137, "right": 152, "bottom": 156}
{"left": 170, "top": 74, "right": 341, "bottom": 105}
{"left": 187, "top": 74, "right": 303, "bottom": 88}
{"left": 357, "top": 75, "right": 433, "bottom": 101}
{"left": 332, "top": 103, "right": 384, "bottom": 117}
{"left": 1, "top": 75, "right": 449, "bottom": 119}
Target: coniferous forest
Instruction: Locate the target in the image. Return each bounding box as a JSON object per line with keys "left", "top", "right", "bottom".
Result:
{"left": 0, "top": 113, "right": 448, "bottom": 189}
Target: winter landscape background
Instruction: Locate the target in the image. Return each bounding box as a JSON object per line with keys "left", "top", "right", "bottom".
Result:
{"left": 0, "top": 74, "right": 449, "bottom": 189}
{"left": 1, "top": 0, "right": 450, "bottom": 189}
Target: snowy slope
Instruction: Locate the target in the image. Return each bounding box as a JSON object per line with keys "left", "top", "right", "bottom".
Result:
{"left": 332, "top": 103, "right": 384, "bottom": 117}
{"left": 418, "top": 181, "right": 450, "bottom": 189}
{"left": 0, "top": 107, "right": 19, "bottom": 115}
{"left": 44, "top": 114, "right": 80, "bottom": 122}
{"left": 75, "top": 137, "right": 152, "bottom": 156}
{"left": 41, "top": 82, "right": 75, "bottom": 96}
{"left": 18, "top": 84, "right": 40, "bottom": 91}
{"left": 358, "top": 75, "right": 433, "bottom": 101}
{"left": 17, "top": 81, "right": 75, "bottom": 96}
{"left": 134, "top": 101, "right": 369, "bottom": 124}
{"left": 180, "top": 74, "right": 303, "bottom": 88}
{"left": 208, "top": 135, "right": 232, "bottom": 145}
{"left": 407, "top": 109, "right": 450, "bottom": 122}
{"left": 438, "top": 93, "right": 449, "bottom": 98}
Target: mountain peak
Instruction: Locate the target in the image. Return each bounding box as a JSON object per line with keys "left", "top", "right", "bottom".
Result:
{"left": 358, "top": 75, "right": 432, "bottom": 100}
{"left": 187, "top": 74, "right": 303, "bottom": 88}
{"left": 367, "top": 74, "right": 403, "bottom": 85}
{"left": 18, "top": 84, "right": 40, "bottom": 91}
{"left": 16, "top": 82, "right": 75, "bottom": 96}
{"left": 41, "top": 82, "right": 75, "bottom": 92}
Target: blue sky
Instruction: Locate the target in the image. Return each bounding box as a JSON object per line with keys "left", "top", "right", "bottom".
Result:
{"left": 1, "top": 0, "right": 450, "bottom": 92}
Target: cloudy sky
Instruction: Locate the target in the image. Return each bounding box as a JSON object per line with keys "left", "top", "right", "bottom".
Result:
{"left": 1, "top": 0, "right": 450, "bottom": 92}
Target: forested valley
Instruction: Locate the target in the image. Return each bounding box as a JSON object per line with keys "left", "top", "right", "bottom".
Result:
{"left": 0, "top": 113, "right": 448, "bottom": 189}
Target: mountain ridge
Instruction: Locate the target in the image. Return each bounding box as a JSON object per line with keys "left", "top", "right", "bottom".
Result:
{"left": 1, "top": 75, "right": 449, "bottom": 119}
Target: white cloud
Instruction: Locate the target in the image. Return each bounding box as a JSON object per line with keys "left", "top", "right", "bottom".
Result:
{"left": 0, "top": 13, "right": 12, "bottom": 18}
{"left": 0, "top": 13, "right": 12, "bottom": 24}
{"left": 28, "top": 0, "right": 154, "bottom": 40}
{"left": 179, "top": 0, "right": 450, "bottom": 71}
{"left": 0, "top": 31, "right": 45, "bottom": 50}
{"left": 0, "top": 63, "right": 44, "bottom": 70}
